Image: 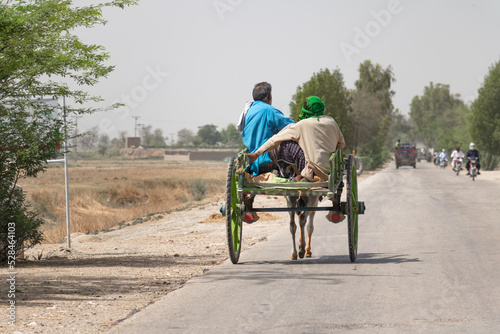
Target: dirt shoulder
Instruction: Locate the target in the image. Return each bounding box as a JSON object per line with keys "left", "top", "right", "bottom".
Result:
{"left": 5, "top": 164, "right": 499, "bottom": 334}
{"left": 5, "top": 195, "right": 289, "bottom": 334}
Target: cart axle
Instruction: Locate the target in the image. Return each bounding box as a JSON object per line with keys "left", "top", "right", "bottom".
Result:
{"left": 253, "top": 206, "right": 336, "bottom": 213}
{"left": 221, "top": 201, "right": 366, "bottom": 215}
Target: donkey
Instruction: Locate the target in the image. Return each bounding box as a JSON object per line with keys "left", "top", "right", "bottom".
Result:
{"left": 286, "top": 195, "right": 320, "bottom": 260}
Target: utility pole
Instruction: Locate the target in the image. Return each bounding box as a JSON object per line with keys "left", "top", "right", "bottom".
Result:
{"left": 137, "top": 123, "right": 144, "bottom": 148}
{"left": 63, "top": 97, "right": 71, "bottom": 248}
{"left": 73, "top": 115, "right": 82, "bottom": 162}
{"left": 132, "top": 116, "right": 140, "bottom": 137}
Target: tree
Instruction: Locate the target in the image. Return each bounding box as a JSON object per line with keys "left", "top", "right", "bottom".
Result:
{"left": 197, "top": 124, "right": 221, "bottom": 146}
{"left": 350, "top": 90, "right": 383, "bottom": 152}
{"left": 98, "top": 133, "right": 110, "bottom": 156}
{"left": 289, "top": 68, "right": 353, "bottom": 146}
{"left": 110, "top": 137, "right": 123, "bottom": 148}
{"left": 79, "top": 126, "right": 100, "bottom": 149}
{"left": 177, "top": 128, "right": 195, "bottom": 147}
{"left": 139, "top": 125, "right": 166, "bottom": 148}
{"left": 409, "top": 82, "right": 465, "bottom": 150}
{"left": 355, "top": 60, "right": 395, "bottom": 114}
{"left": 117, "top": 130, "right": 128, "bottom": 147}
{"left": 152, "top": 128, "right": 167, "bottom": 148}
{"left": 0, "top": 0, "right": 137, "bottom": 261}
{"left": 470, "top": 59, "right": 500, "bottom": 170}
{"left": 140, "top": 125, "right": 152, "bottom": 147}
{"left": 388, "top": 110, "right": 417, "bottom": 146}
{"left": 220, "top": 123, "right": 243, "bottom": 147}
{"left": 351, "top": 61, "right": 396, "bottom": 168}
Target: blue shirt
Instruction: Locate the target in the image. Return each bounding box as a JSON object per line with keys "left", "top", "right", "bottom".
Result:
{"left": 242, "top": 101, "right": 295, "bottom": 175}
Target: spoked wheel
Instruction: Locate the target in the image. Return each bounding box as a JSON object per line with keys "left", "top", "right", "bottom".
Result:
{"left": 226, "top": 156, "right": 243, "bottom": 264}
{"left": 346, "top": 155, "right": 359, "bottom": 262}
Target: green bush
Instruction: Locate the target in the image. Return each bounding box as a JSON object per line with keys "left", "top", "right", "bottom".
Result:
{"left": 359, "top": 146, "right": 389, "bottom": 170}
{"left": 1, "top": 186, "right": 44, "bottom": 262}
{"left": 190, "top": 179, "right": 208, "bottom": 201}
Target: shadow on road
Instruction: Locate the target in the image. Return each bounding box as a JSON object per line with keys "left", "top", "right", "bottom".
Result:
{"left": 235, "top": 252, "right": 420, "bottom": 266}
{"left": 195, "top": 253, "right": 422, "bottom": 286}
{"left": 350, "top": 252, "right": 421, "bottom": 264}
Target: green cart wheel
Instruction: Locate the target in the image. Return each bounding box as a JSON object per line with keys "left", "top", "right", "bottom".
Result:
{"left": 226, "top": 156, "right": 243, "bottom": 264}
{"left": 346, "top": 154, "right": 359, "bottom": 262}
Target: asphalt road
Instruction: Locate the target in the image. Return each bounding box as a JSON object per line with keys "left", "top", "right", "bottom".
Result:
{"left": 110, "top": 162, "right": 500, "bottom": 333}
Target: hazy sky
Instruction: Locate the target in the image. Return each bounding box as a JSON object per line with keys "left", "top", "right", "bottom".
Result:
{"left": 74, "top": 0, "right": 500, "bottom": 142}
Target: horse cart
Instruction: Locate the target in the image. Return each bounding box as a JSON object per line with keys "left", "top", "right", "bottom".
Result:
{"left": 222, "top": 149, "right": 366, "bottom": 264}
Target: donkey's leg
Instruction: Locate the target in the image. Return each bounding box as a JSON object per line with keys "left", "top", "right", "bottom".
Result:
{"left": 306, "top": 197, "right": 319, "bottom": 257}
{"left": 297, "top": 197, "right": 308, "bottom": 259}
{"left": 306, "top": 212, "right": 315, "bottom": 257}
{"left": 290, "top": 212, "right": 298, "bottom": 260}
{"left": 287, "top": 197, "right": 298, "bottom": 260}
{"left": 298, "top": 212, "right": 307, "bottom": 259}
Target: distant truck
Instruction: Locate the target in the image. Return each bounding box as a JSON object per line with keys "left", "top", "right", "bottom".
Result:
{"left": 395, "top": 143, "right": 417, "bottom": 169}
{"left": 417, "top": 147, "right": 433, "bottom": 162}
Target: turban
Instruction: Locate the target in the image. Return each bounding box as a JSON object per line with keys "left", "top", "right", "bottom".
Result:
{"left": 298, "top": 96, "right": 325, "bottom": 121}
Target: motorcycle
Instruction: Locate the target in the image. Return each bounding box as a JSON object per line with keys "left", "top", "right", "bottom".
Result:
{"left": 469, "top": 158, "right": 478, "bottom": 181}
{"left": 453, "top": 157, "right": 463, "bottom": 175}
{"left": 440, "top": 157, "right": 448, "bottom": 169}
{"left": 434, "top": 155, "right": 440, "bottom": 167}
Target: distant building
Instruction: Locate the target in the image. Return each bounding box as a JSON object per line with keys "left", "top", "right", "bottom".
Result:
{"left": 164, "top": 149, "right": 238, "bottom": 161}
{"left": 126, "top": 137, "right": 141, "bottom": 148}
{"left": 163, "top": 149, "right": 190, "bottom": 161}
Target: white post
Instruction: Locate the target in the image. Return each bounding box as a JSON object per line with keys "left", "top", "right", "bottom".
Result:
{"left": 63, "top": 96, "right": 71, "bottom": 248}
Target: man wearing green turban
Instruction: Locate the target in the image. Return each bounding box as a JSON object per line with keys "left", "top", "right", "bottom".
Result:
{"left": 248, "top": 96, "right": 345, "bottom": 182}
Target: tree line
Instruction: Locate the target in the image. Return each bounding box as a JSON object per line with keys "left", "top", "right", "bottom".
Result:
{"left": 74, "top": 122, "right": 244, "bottom": 159}
{"left": 408, "top": 73, "right": 500, "bottom": 170}
{"left": 289, "top": 60, "right": 500, "bottom": 171}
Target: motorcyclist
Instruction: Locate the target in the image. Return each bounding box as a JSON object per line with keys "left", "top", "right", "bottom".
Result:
{"left": 433, "top": 151, "right": 439, "bottom": 165}
{"left": 450, "top": 146, "right": 464, "bottom": 171}
{"left": 438, "top": 149, "right": 448, "bottom": 165}
{"left": 466, "top": 143, "right": 481, "bottom": 175}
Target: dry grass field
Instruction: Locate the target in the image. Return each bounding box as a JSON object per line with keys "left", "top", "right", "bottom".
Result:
{"left": 17, "top": 159, "right": 228, "bottom": 244}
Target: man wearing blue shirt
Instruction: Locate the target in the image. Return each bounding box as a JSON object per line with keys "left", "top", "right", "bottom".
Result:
{"left": 237, "top": 82, "right": 294, "bottom": 223}
{"left": 240, "top": 82, "right": 295, "bottom": 176}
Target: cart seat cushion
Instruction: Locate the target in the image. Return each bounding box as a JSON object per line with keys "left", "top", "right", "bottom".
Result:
{"left": 244, "top": 172, "right": 324, "bottom": 184}
{"left": 244, "top": 172, "right": 282, "bottom": 183}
